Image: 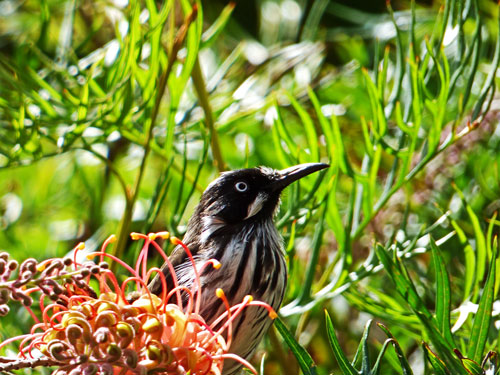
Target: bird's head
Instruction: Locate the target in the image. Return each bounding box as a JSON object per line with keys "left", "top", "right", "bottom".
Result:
{"left": 193, "top": 163, "right": 329, "bottom": 232}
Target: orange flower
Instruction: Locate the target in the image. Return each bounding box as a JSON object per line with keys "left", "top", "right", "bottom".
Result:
{"left": 0, "top": 232, "right": 277, "bottom": 375}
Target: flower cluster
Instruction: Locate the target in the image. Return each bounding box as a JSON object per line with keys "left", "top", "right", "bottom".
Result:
{"left": 0, "top": 232, "right": 277, "bottom": 375}
{"left": 0, "top": 248, "right": 104, "bottom": 317}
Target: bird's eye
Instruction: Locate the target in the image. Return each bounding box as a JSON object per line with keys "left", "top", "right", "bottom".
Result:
{"left": 235, "top": 181, "right": 248, "bottom": 192}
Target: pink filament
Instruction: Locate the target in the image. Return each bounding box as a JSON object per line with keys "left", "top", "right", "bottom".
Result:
{"left": 148, "top": 239, "right": 182, "bottom": 307}
{"left": 172, "top": 239, "right": 203, "bottom": 316}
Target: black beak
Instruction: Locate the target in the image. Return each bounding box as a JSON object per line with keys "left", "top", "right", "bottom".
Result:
{"left": 271, "top": 163, "right": 329, "bottom": 192}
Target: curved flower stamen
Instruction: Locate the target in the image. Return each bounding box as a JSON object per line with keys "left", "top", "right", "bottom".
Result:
{"left": 171, "top": 237, "right": 203, "bottom": 316}
{"left": 148, "top": 238, "right": 182, "bottom": 306}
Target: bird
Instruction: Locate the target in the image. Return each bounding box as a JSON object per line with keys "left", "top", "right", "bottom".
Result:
{"left": 148, "top": 162, "right": 329, "bottom": 374}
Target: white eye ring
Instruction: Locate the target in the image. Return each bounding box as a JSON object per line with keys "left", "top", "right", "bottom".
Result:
{"left": 235, "top": 181, "right": 248, "bottom": 192}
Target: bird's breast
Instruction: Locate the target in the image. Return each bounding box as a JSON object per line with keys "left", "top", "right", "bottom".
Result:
{"left": 176, "top": 220, "right": 287, "bottom": 314}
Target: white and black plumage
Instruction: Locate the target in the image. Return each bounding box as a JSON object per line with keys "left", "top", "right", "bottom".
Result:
{"left": 148, "top": 163, "right": 328, "bottom": 374}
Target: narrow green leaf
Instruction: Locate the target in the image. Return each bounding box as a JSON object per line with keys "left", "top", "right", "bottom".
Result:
{"left": 423, "top": 343, "right": 451, "bottom": 375}
{"left": 467, "top": 240, "right": 498, "bottom": 362}
{"left": 449, "top": 218, "right": 476, "bottom": 302}
{"left": 377, "top": 324, "right": 414, "bottom": 375}
{"left": 307, "top": 88, "right": 335, "bottom": 160}
{"left": 394, "top": 101, "right": 413, "bottom": 135}
{"left": 453, "top": 184, "right": 487, "bottom": 287}
{"left": 377, "top": 46, "right": 390, "bottom": 99}
{"left": 77, "top": 75, "right": 89, "bottom": 121}
{"left": 27, "top": 67, "right": 63, "bottom": 103}
{"left": 351, "top": 319, "right": 373, "bottom": 369}
{"left": 366, "top": 145, "right": 382, "bottom": 218}
{"left": 375, "top": 244, "right": 468, "bottom": 374}
{"left": 375, "top": 244, "right": 433, "bottom": 320}
{"left": 275, "top": 317, "right": 317, "bottom": 375}
{"left": 472, "top": 0, "right": 500, "bottom": 121}
{"left": 455, "top": 350, "right": 485, "bottom": 375}
{"left": 461, "top": 11, "right": 481, "bottom": 116}
{"left": 287, "top": 92, "right": 319, "bottom": 162}
{"left": 371, "top": 339, "right": 394, "bottom": 375}
{"left": 201, "top": 2, "right": 235, "bottom": 48}
{"left": 298, "top": 206, "right": 326, "bottom": 304}
{"left": 430, "top": 237, "right": 454, "bottom": 347}
{"left": 360, "top": 116, "right": 374, "bottom": 158}
{"left": 384, "top": 0, "right": 405, "bottom": 117}
{"left": 275, "top": 104, "right": 299, "bottom": 161}
{"left": 360, "top": 320, "right": 373, "bottom": 375}
{"left": 325, "top": 310, "right": 358, "bottom": 375}
{"left": 362, "top": 68, "right": 386, "bottom": 137}
{"left": 486, "top": 212, "right": 497, "bottom": 266}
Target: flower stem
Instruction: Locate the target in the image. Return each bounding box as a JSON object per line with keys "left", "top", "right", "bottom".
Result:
{"left": 112, "top": 6, "right": 199, "bottom": 264}
{"left": 191, "top": 57, "right": 227, "bottom": 172}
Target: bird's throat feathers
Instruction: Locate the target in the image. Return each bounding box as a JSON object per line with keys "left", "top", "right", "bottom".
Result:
{"left": 200, "top": 216, "right": 226, "bottom": 243}
{"left": 195, "top": 191, "right": 280, "bottom": 245}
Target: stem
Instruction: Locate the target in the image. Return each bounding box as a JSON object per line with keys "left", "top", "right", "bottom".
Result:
{"left": 78, "top": 146, "right": 129, "bottom": 200}
{"left": 191, "top": 57, "right": 227, "bottom": 172}
{"left": 0, "top": 357, "right": 65, "bottom": 372}
{"left": 113, "top": 7, "right": 199, "bottom": 262}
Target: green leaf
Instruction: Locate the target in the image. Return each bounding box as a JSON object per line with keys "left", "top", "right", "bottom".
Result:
{"left": 325, "top": 310, "right": 358, "bottom": 375}
{"left": 430, "top": 237, "right": 454, "bottom": 347}
{"left": 375, "top": 244, "right": 468, "bottom": 374}
{"left": 298, "top": 206, "right": 326, "bottom": 304}
{"left": 371, "top": 339, "right": 394, "bottom": 375}
{"left": 271, "top": 116, "right": 292, "bottom": 168}
{"left": 374, "top": 244, "right": 433, "bottom": 320}
{"left": 200, "top": 2, "right": 235, "bottom": 48}
{"left": 274, "top": 317, "right": 317, "bottom": 375}
{"left": 423, "top": 343, "right": 451, "bottom": 375}
{"left": 467, "top": 239, "right": 498, "bottom": 362}
{"left": 274, "top": 104, "right": 299, "bottom": 161}
{"left": 378, "top": 324, "right": 414, "bottom": 375}
{"left": 287, "top": 92, "right": 319, "bottom": 162}
{"left": 359, "top": 320, "right": 373, "bottom": 375}
{"left": 461, "top": 359, "right": 485, "bottom": 375}
{"left": 455, "top": 350, "right": 485, "bottom": 375}
{"left": 449, "top": 217, "right": 476, "bottom": 302}
{"left": 453, "top": 184, "right": 487, "bottom": 287}
{"left": 307, "top": 87, "right": 336, "bottom": 164}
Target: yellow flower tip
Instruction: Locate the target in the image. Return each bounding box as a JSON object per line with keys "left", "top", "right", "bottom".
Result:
{"left": 216, "top": 288, "right": 225, "bottom": 298}
{"left": 148, "top": 233, "right": 157, "bottom": 241}
{"left": 244, "top": 295, "right": 254, "bottom": 303}
{"left": 212, "top": 260, "right": 221, "bottom": 269}
{"left": 269, "top": 310, "right": 278, "bottom": 319}
{"left": 86, "top": 254, "right": 97, "bottom": 260}
{"left": 130, "top": 232, "right": 142, "bottom": 240}
{"left": 156, "top": 231, "right": 170, "bottom": 239}
{"left": 36, "top": 263, "right": 46, "bottom": 272}
{"left": 76, "top": 242, "right": 85, "bottom": 251}
{"left": 170, "top": 236, "right": 181, "bottom": 245}
{"left": 106, "top": 235, "right": 117, "bottom": 243}
{"left": 142, "top": 317, "right": 162, "bottom": 333}
{"left": 132, "top": 294, "right": 162, "bottom": 313}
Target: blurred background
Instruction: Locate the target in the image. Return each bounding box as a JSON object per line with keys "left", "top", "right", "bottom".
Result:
{"left": 1, "top": 0, "right": 500, "bottom": 374}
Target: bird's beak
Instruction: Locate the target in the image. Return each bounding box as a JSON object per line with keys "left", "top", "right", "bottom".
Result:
{"left": 271, "top": 163, "right": 329, "bottom": 192}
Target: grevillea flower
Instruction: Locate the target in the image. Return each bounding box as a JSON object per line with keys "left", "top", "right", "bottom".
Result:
{"left": 0, "top": 232, "right": 277, "bottom": 375}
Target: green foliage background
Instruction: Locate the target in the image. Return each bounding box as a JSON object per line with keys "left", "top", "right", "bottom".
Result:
{"left": 1, "top": 0, "right": 500, "bottom": 373}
